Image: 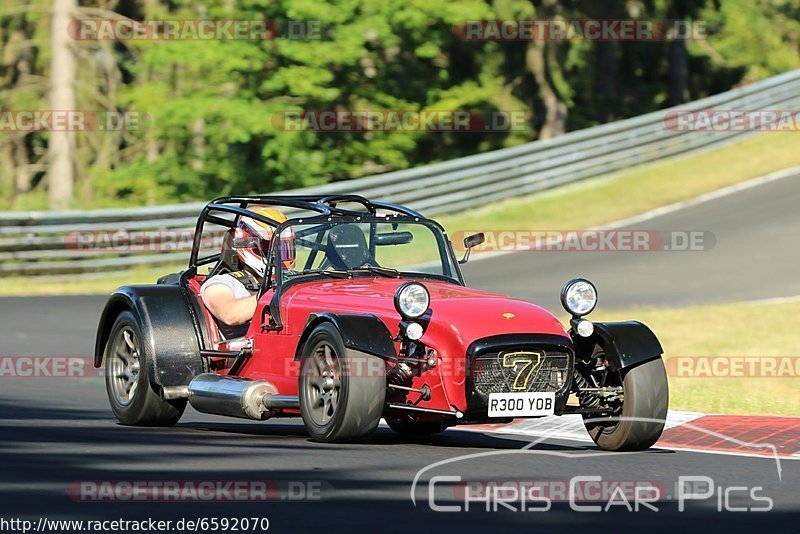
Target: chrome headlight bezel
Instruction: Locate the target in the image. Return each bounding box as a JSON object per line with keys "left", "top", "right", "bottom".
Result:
{"left": 560, "top": 278, "right": 598, "bottom": 317}
{"left": 394, "top": 282, "right": 430, "bottom": 319}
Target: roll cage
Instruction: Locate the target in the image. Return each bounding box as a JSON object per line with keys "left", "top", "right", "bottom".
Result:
{"left": 182, "top": 195, "right": 465, "bottom": 329}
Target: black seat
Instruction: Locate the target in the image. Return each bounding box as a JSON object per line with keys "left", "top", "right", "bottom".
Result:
{"left": 219, "top": 231, "right": 241, "bottom": 272}
{"left": 326, "top": 224, "right": 375, "bottom": 270}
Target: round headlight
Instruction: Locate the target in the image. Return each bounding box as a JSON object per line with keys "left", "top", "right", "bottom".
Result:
{"left": 560, "top": 278, "right": 598, "bottom": 317}
{"left": 394, "top": 282, "right": 430, "bottom": 319}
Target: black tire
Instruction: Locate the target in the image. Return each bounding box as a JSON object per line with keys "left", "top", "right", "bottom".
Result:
{"left": 582, "top": 347, "right": 669, "bottom": 452}
{"left": 299, "top": 323, "right": 386, "bottom": 442}
{"left": 104, "top": 311, "right": 186, "bottom": 426}
{"left": 386, "top": 418, "right": 448, "bottom": 436}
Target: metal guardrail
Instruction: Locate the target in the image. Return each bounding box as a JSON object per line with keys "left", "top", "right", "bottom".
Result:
{"left": 3, "top": 69, "right": 800, "bottom": 276}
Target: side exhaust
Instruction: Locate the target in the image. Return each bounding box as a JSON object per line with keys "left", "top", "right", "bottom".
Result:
{"left": 185, "top": 374, "right": 293, "bottom": 420}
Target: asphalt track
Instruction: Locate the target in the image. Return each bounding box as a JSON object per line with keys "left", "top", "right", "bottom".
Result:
{"left": 1, "top": 172, "right": 799, "bottom": 532}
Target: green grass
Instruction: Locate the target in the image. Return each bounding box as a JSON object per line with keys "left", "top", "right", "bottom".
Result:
{"left": 1, "top": 131, "right": 799, "bottom": 296}
{"left": 593, "top": 299, "right": 800, "bottom": 417}
{"left": 0, "top": 264, "right": 184, "bottom": 296}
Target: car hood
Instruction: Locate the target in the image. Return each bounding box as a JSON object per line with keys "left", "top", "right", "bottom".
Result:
{"left": 282, "top": 277, "right": 569, "bottom": 344}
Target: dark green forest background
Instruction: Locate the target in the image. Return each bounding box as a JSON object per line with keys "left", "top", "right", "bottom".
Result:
{"left": 1, "top": 0, "right": 799, "bottom": 210}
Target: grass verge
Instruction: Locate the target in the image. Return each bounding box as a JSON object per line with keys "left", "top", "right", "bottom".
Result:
{"left": 439, "top": 131, "right": 800, "bottom": 234}
{"left": 592, "top": 299, "right": 800, "bottom": 417}
{"left": 0, "top": 264, "right": 184, "bottom": 297}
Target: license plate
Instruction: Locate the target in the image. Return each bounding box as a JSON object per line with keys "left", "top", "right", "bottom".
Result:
{"left": 488, "top": 392, "right": 555, "bottom": 417}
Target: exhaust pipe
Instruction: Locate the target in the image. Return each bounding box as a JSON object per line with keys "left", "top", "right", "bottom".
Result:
{"left": 187, "top": 374, "right": 279, "bottom": 420}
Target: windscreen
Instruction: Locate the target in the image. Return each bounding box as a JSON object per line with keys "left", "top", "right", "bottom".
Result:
{"left": 278, "top": 220, "right": 459, "bottom": 283}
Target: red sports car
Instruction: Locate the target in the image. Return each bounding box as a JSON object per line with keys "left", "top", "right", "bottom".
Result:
{"left": 94, "top": 195, "right": 668, "bottom": 451}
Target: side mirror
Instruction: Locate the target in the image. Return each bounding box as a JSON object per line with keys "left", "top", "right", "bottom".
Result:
{"left": 458, "top": 232, "right": 485, "bottom": 264}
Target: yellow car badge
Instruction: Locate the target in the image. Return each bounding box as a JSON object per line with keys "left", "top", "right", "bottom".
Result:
{"left": 502, "top": 313, "right": 515, "bottom": 319}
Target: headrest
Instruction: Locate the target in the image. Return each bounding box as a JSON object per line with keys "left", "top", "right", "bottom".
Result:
{"left": 327, "top": 224, "right": 372, "bottom": 270}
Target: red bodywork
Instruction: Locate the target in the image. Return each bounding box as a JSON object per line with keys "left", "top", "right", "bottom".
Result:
{"left": 202, "top": 276, "right": 570, "bottom": 417}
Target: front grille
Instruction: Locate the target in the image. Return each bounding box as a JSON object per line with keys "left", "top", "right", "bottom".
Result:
{"left": 464, "top": 335, "right": 575, "bottom": 417}
{"left": 471, "top": 349, "right": 571, "bottom": 396}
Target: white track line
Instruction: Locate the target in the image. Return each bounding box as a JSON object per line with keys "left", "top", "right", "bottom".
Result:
{"left": 739, "top": 294, "right": 800, "bottom": 306}
{"left": 476, "top": 427, "right": 800, "bottom": 462}
{"left": 469, "top": 411, "right": 800, "bottom": 461}
{"left": 463, "top": 411, "right": 703, "bottom": 443}
{"left": 598, "top": 165, "right": 800, "bottom": 230}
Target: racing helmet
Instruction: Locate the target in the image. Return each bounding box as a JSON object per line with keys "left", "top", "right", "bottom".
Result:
{"left": 234, "top": 206, "right": 295, "bottom": 277}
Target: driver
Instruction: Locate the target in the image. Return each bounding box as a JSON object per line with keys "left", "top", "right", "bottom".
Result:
{"left": 201, "top": 207, "right": 294, "bottom": 339}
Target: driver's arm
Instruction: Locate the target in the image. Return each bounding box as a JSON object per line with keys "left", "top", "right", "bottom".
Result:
{"left": 202, "top": 284, "right": 257, "bottom": 326}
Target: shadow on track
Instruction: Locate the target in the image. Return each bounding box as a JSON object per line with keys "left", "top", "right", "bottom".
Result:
{"left": 1, "top": 396, "right": 787, "bottom": 533}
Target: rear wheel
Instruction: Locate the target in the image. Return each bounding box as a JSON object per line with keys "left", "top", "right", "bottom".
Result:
{"left": 104, "top": 311, "right": 186, "bottom": 426}
{"left": 579, "top": 345, "right": 668, "bottom": 451}
{"left": 299, "top": 323, "right": 385, "bottom": 442}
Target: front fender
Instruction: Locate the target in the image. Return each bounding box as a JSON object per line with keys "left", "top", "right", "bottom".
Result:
{"left": 94, "top": 285, "right": 203, "bottom": 387}
{"left": 573, "top": 320, "right": 663, "bottom": 369}
{"left": 295, "top": 312, "right": 397, "bottom": 361}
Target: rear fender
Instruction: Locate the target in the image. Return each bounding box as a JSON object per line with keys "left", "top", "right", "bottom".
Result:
{"left": 94, "top": 285, "right": 203, "bottom": 387}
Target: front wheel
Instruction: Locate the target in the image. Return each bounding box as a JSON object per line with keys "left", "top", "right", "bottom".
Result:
{"left": 579, "top": 347, "right": 668, "bottom": 451}
{"left": 104, "top": 311, "right": 186, "bottom": 426}
{"left": 299, "top": 323, "right": 386, "bottom": 442}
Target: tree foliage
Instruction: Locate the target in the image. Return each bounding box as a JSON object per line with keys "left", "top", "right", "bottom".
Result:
{"left": 0, "top": 0, "right": 798, "bottom": 209}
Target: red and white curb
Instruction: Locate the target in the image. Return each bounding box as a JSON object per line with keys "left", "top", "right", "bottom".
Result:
{"left": 464, "top": 411, "right": 800, "bottom": 460}
{"left": 657, "top": 414, "right": 800, "bottom": 459}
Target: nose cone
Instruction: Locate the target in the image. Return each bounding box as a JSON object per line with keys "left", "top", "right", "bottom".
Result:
{"left": 426, "top": 292, "right": 569, "bottom": 346}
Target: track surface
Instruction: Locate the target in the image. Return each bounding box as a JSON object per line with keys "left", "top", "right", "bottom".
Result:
{"left": 2, "top": 174, "right": 800, "bottom": 532}
{"left": 1, "top": 378, "right": 797, "bottom": 532}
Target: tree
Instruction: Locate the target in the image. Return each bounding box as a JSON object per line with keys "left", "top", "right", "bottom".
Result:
{"left": 2, "top": 0, "right": 798, "bottom": 209}
{"left": 47, "top": 0, "right": 76, "bottom": 209}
